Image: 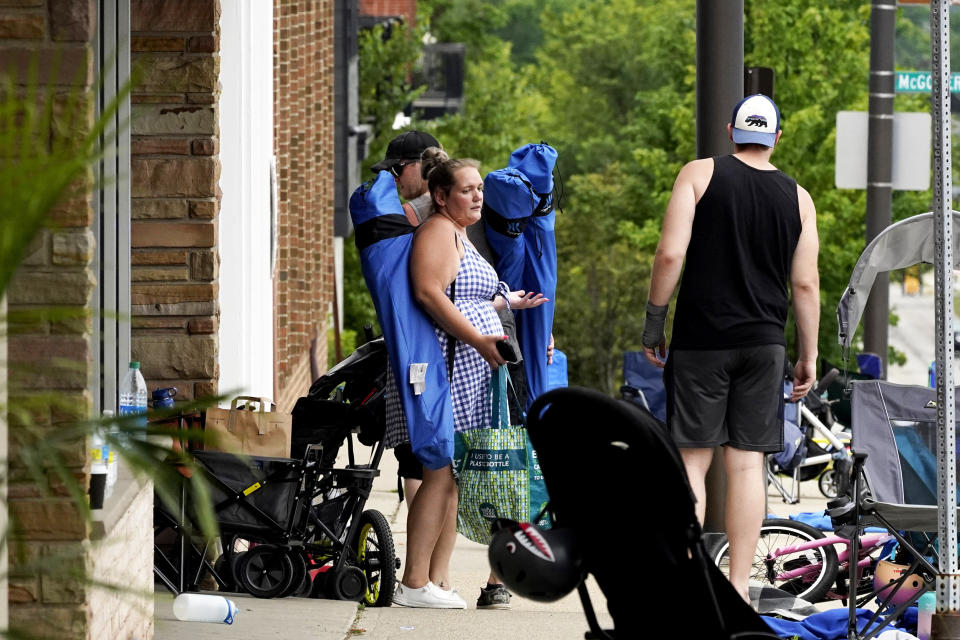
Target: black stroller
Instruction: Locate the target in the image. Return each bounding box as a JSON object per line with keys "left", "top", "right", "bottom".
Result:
{"left": 524, "top": 386, "right": 778, "bottom": 639}
{"left": 154, "top": 337, "right": 397, "bottom": 606}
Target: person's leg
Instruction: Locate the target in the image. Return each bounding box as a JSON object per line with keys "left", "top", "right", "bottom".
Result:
{"left": 722, "top": 446, "right": 765, "bottom": 603}
{"left": 427, "top": 481, "right": 458, "bottom": 589}
{"left": 679, "top": 447, "right": 715, "bottom": 525}
{"left": 722, "top": 345, "right": 786, "bottom": 604}
{"left": 404, "top": 478, "right": 422, "bottom": 507}
{"left": 402, "top": 464, "right": 456, "bottom": 588}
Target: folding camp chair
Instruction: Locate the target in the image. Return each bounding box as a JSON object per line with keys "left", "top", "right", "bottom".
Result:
{"left": 621, "top": 351, "right": 667, "bottom": 421}
{"left": 831, "top": 210, "right": 960, "bottom": 639}
{"left": 830, "top": 380, "right": 944, "bottom": 640}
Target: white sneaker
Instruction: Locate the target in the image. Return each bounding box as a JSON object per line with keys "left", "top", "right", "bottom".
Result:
{"left": 428, "top": 583, "right": 467, "bottom": 608}
{"left": 393, "top": 582, "right": 466, "bottom": 609}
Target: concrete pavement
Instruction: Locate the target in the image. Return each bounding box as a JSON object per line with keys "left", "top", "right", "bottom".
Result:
{"left": 154, "top": 438, "right": 613, "bottom": 640}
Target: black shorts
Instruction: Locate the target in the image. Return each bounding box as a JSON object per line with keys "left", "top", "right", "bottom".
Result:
{"left": 665, "top": 344, "right": 785, "bottom": 452}
{"left": 393, "top": 443, "right": 424, "bottom": 480}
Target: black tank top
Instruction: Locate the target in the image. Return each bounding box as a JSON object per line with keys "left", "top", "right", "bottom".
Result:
{"left": 670, "top": 154, "right": 801, "bottom": 350}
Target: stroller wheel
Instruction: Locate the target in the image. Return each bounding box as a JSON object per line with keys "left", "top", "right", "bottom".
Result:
{"left": 237, "top": 544, "right": 294, "bottom": 599}
{"left": 819, "top": 468, "right": 839, "bottom": 499}
{"left": 327, "top": 566, "right": 367, "bottom": 601}
{"left": 353, "top": 510, "right": 397, "bottom": 607}
{"left": 711, "top": 519, "right": 838, "bottom": 603}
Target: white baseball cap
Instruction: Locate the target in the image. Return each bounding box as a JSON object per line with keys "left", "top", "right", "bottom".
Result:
{"left": 730, "top": 94, "right": 780, "bottom": 147}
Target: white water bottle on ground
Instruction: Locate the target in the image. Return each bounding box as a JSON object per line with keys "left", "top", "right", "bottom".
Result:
{"left": 118, "top": 361, "right": 148, "bottom": 441}
{"left": 172, "top": 593, "right": 239, "bottom": 624}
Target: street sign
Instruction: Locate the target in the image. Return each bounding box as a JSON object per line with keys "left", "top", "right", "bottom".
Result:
{"left": 896, "top": 70, "right": 960, "bottom": 93}
{"left": 835, "top": 111, "right": 931, "bottom": 190}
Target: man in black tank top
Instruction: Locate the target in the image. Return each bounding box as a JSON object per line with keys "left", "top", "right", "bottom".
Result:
{"left": 640, "top": 94, "right": 820, "bottom": 603}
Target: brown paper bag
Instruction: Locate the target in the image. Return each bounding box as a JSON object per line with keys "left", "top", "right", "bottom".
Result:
{"left": 204, "top": 396, "right": 292, "bottom": 458}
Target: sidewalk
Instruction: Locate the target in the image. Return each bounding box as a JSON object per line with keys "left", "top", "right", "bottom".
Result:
{"left": 154, "top": 438, "right": 614, "bottom": 640}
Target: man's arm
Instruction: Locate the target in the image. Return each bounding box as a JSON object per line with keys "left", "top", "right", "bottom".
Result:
{"left": 789, "top": 185, "right": 820, "bottom": 401}
{"left": 642, "top": 158, "right": 712, "bottom": 366}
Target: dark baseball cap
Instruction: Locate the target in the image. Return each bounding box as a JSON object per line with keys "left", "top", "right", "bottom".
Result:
{"left": 371, "top": 130, "right": 441, "bottom": 172}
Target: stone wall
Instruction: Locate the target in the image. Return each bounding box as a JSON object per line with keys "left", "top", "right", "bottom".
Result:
{"left": 129, "top": 0, "right": 221, "bottom": 402}
{"left": 273, "top": 0, "right": 335, "bottom": 411}
{"left": 88, "top": 479, "right": 153, "bottom": 640}
{"left": 2, "top": 0, "right": 96, "bottom": 637}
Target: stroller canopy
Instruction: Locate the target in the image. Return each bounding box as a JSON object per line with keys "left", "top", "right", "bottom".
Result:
{"left": 838, "top": 211, "right": 960, "bottom": 351}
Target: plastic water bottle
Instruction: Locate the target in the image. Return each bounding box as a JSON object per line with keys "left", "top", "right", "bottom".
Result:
{"left": 918, "top": 590, "right": 936, "bottom": 640}
{"left": 172, "top": 593, "right": 239, "bottom": 624}
{"left": 102, "top": 410, "right": 118, "bottom": 496}
{"left": 119, "top": 361, "right": 148, "bottom": 440}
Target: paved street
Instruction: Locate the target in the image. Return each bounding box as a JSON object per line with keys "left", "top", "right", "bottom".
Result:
{"left": 888, "top": 270, "right": 959, "bottom": 385}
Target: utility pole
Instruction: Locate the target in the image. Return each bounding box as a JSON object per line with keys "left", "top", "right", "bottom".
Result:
{"left": 695, "top": 0, "right": 743, "bottom": 533}
{"left": 862, "top": 0, "right": 896, "bottom": 377}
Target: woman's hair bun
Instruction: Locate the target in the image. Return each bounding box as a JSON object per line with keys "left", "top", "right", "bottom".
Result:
{"left": 420, "top": 146, "right": 449, "bottom": 180}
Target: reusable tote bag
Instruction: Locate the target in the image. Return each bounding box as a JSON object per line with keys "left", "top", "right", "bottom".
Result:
{"left": 454, "top": 367, "right": 550, "bottom": 544}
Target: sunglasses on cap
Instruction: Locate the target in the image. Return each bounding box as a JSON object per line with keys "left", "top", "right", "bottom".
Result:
{"left": 388, "top": 160, "right": 416, "bottom": 178}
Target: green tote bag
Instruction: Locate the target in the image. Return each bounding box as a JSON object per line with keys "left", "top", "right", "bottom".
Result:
{"left": 453, "top": 366, "right": 550, "bottom": 545}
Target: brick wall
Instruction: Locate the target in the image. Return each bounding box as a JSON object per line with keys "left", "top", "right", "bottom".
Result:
{"left": 2, "top": 0, "right": 97, "bottom": 637}
{"left": 273, "top": 0, "right": 335, "bottom": 411}
{"left": 129, "top": 0, "right": 221, "bottom": 402}
{"left": 359, "top": 0, "right": 416, "bottom": 22}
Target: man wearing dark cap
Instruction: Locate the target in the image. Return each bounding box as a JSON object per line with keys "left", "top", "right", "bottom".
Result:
{"left": 372, "top": 130, "right": 441, "bottom": 225}
{"left": 641, "top": 94, "right": 820, "bottom": 603}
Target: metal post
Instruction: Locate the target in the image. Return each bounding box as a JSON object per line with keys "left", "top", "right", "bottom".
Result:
{"left": 931, "top": 0, "right": 960, "bottom": 635}
{"left": 863, "top": 0, "right": 896, "bottom": 378}
{"left": 696, "top": 0, "right": 743, "bottom": 533}
{"left": 696, "top": 0, "right": 743, "bottom": 159}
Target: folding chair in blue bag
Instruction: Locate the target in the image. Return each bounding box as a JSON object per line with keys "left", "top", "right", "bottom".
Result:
{"left": 620, "top": 350, "right": 666, "bottom": 421}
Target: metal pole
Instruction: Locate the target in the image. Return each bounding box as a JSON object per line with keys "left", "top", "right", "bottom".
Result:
{"left": 863, "top": 0, "right": 896, "bottom": 378}
{"left": 931, "top": 0, "right": 960, "bottom": 635}
{"left": 696, "top": 0, "right": 743, "bottom": 533}
{"left": 696, "top": 0, "right": 743, "bottom": 158}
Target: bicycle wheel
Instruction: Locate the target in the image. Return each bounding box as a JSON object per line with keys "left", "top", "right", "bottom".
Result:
{"left": 711, "top": 518, "right": 838, "bottom": 603}
{"left": 352, "top": 509, "right": 397, "bottom": 607}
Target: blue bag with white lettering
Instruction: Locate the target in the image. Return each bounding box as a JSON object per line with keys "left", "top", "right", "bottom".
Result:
{"left": 453, "top": 366, "right": 550, "bottom": 544}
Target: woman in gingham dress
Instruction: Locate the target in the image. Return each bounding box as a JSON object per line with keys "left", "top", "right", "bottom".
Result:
{"left": 392, "top": 150, "right": 546, "bottom": 610}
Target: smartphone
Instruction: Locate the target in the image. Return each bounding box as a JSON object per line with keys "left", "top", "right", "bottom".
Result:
{"left": 496, "top": 339, "right": 519, "bottom": 363}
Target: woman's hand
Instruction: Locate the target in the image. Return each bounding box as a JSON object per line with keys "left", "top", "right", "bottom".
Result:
{"left": 471, "top": 334, "right": 509, "bottom": 369}
{"left": 507, "top": 290, "right": 548, "bottom": 310}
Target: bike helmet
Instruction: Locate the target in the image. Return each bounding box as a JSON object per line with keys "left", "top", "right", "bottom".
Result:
{"left": 873, "top": 558, "right": 926, "bottom": 607}
{"left": 487, "top": 519, "right": 584, "bottom": 602}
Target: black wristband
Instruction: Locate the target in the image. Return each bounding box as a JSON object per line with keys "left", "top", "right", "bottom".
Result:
{"left": 642, "top": 301, "right": 668, "bottom": 349}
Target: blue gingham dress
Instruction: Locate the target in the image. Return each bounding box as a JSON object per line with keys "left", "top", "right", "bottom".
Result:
{"left": 384, "top": 235, "right": 506, "bottom": 447}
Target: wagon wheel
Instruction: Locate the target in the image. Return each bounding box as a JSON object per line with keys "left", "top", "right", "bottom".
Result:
{"left": 236, "top": 544, "right": 294, "bottom": 599}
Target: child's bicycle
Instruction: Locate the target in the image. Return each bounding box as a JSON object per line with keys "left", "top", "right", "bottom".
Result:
{"left": 709, "top": 518, "right": 892, "bottom": 604}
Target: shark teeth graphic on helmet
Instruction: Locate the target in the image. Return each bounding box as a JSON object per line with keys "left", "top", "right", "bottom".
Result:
{"left": 515, "top": 523, "right": 555, "bottom": 562}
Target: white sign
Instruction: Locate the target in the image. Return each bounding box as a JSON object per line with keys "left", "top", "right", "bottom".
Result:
{"left": 835, "top": 111, "right": 932, "bottom": 191}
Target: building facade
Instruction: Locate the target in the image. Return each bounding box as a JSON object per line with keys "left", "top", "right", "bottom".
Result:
{"left": 1, "top": 0, "right": 338, "bottom": 636}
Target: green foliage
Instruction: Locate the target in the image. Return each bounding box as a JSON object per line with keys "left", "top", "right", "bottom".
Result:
{"left": 429, "top": 40, "right": 546, "bottom": 166}
{"left": 358, "top": 21, "right": 426, "bottom": 149}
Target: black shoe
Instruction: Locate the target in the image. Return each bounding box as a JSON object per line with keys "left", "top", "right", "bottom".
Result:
{"left": 476, "top": 584, "right": 512, "bottom": 610}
